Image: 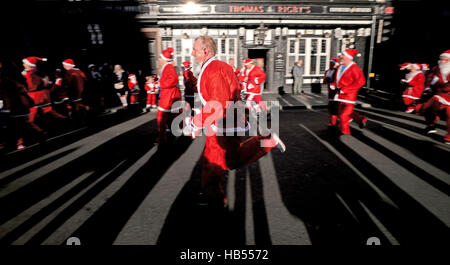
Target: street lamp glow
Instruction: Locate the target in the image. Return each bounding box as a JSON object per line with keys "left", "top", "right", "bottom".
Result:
{"left": 182, "top": 2, "right": 201, "bottom": 14}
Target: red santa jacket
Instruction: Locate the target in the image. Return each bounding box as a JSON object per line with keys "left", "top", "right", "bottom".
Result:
{"left": 425, "top": 65, "right": 450, "bottom": 105}
{"left": 402, "top": 71, "right": 425, "bottom": 100}
{"left": 23, "top": 69, "right": 51, "bottom": 107}
{"left": 332, "top": 62, "right": 366, "bottom": 104}
{"left": 158, "top": 63, "right": 181, "bottom": 112}
{"left": 183, "top": 69, "right": 197, "bottom": 97}
{"left": 245, "top": 65, "right": 266, "bottom": 96}
{"left": 128, "top": 80, "right": 140, "bottom": 95}
{"left": 192, "top": 57, "right": 247, "bottom": 133}
{"left": 62, "top": 68, "right": 87, "bottom": 101}
{"left": 144, "top": 81, "right": 158, "bottom": 94}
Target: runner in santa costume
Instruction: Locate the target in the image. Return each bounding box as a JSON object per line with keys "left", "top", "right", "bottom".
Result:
{"left": 127, "top": 74, "right": 140, "bottom": 105}
{"left": 331, "top": 49, "right": 368, "bottom": 134}
{"left": 144, "top": 75, "right": 158, "bottom": 109}
{"left": 323, "top": 57, "right": 340, "bottom": 126}
{"left": 157, "top": 47, "right": 182, "bottom": 144}
{"left": 416, "top": 50, "right": 450, "bottom": 143}
{"left": 401, "top": 63, "right": 425, "bottom": 113}
{"left": 182, "top": 61, "right": 197, "bottom": 111}
{"left": 243, "top": 58, "right": 267, "bottom": 113}
{"left": 61, "top": 59, "right": 88, "bottom": 121}
{"left": 22, "top": 56, "right": 66, "bottom": 133}
{"left": 184, "top": 36, "right": 286, "bottom": 206}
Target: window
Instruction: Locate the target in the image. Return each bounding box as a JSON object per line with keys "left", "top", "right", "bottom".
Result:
{"left": 286, "top": 37, "right": 330, "bottom": 78}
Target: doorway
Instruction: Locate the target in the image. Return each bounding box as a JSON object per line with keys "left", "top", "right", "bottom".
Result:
{"left": 248, "top": 49, "right": 269, "bottom": 90}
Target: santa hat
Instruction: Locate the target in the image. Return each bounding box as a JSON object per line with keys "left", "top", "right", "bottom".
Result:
{"left": 22, "top": 57, "right": 47, "bottom": 67}
{"left": 182, "top": 61, "right": 192, "bottom": 69}
{"left": 330, "top": 58, "right": 340, "bottom": 65}
{"left": 421, "top": 64, "right": 429, "bottom": 71}
{"left": 244, "top": 58, "right": 253, "bottom": 65}
{"left": 128, "top": 74, "right": 136, "bottom": 79}
{"left": 399, "top": 62, "right": 411, "bottom": 70}
{"left": 342, "top": 49, "right": 361, "bottom": 60}
{"left": 62, "top": 59, "right": 75, "bottom": 67}
{"left": 440, "top": 49, "right": 450, "bottom": 58}
{"left": 410, "top": 63, "right": 421, "bottom": 70}
{"left": 160, "top": 47, "right": 174, "bottom": 61}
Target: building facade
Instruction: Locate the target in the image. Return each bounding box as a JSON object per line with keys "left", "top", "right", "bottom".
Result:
{"left": 137, "top": 0, "right": 394, "bottom": 92}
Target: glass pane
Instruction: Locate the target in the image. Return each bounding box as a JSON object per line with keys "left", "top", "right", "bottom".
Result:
{"left": 311, "top": 39, "right": 318, "bottom": 54}
{"left": 176, "top": 39, "right": 182, "bottom": 52}
{"left": 184, "top": 56, "right": 190, "bottom": 63}
{"left": 229, "top": 39, "right": 235, "bottom": 54}
{"left": 221, "top": 39, "right": 226, "bottom": 54}
{"left": 289, "top": 40, "right": 295, "bottom": 54}
{"left": 310, "top": 55, "right": 317, "bottom": 74}
{"left": 321, "top": 40, "right": 327, "bottom": 54}
{"left": 320, "top": 56, "right": 327, "bottom": 73}
{"left": 220, "top": 56, "right": 226, "bottom": 62}
{"left": 299, "top": 39, "right": 306, "bottom": 54}
{"left": 288, "top": 56, "right": 296, "bottom": 74}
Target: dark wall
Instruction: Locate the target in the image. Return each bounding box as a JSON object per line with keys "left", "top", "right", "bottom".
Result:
{"left": 0, "top": 1, "right": 151, "bottom": 76}
{"left": 371, "top": 0, "right": 450, "bottom": 92}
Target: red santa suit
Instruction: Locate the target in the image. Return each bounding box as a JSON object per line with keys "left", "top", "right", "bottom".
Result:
{"left": 244, "top": 61, "right": 267, "bottom": 111}
{"left": 144, "top": 78, "right": 158, "bottom": 108}
{"left": 186, "top": 56, "right": 281, "bottom": 202}
{"left": 418, "top": 52, "right": 450, "bottom": 142}
{"left": 332, "top": 50, "right": 367, "bottom": 134}
{"left": 401, "top": 66, "right": 425, "bottom": 110}
{"left": 157, "top": 50, "right": 182, "bottom": 143}
{"left": 127, "top": 74, "right": 140, "bottom": 105}
{"left": 61, "top": 60, "right": 88, "bottom": 118}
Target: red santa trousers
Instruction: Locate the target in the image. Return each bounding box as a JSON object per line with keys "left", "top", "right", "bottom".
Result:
{"left": 201, "top": 129, "right": 276, "bottom": 200}
{"left": 328, "top": 100, "right": 338, "bottom": 126}
{"left": 157, "top": 88, "right": 182, "bottom": 143}
{"left": 147, "top": 93, "right": 157, "bottom": 106}
{"left": 337, "top": 102, "right": 366, "bottom": 134}
{"left": 130, "top": 94, "right": 139, "bottom": 104}
{"left": 245, "top": 94, "right": 267, "bottom": 111}
{"left": 421, "top": 94, "right": 450, "bottom": 141}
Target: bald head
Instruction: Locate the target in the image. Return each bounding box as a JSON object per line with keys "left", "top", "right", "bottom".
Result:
{"left": 192, "top": 36, "right": 217, "bottom": 64}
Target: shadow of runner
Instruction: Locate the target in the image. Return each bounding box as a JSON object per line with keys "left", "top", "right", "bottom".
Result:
{"left": 0, "top": 120, "right": 159, "bottom": 244}
{"left": 65, "top": 136, "right": 193, "bottom": 245}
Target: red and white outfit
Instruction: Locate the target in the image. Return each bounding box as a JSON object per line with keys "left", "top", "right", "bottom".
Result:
{"left": 331, "top": 49, "right": 367, "bottom": 134}
{"left": 157, "top": 47, "right": 182, "bottom": 143}
{"left": 186, "top": 57, "right": 280, "bottom": 201}
{"left": 418, "top": 50, "right": 450, "bottom": 142}
{"left": 244, "top": 59, "right": 267, "bottom": 112}
{"left": 401, "top": 64, "right": 425, "bottom": 112}
{"left": 127, "top": 74, "right": 140, "bottom": 105}
{"left": 144, "top": 78, "right": 158, "bottom": 108}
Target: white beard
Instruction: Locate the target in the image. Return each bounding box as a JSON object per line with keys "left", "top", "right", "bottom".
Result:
{"left": 439, "top": 62, "right": 450, "bottom": 80}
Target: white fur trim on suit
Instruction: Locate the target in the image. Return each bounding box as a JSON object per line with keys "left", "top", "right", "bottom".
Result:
{"left": 211, "top": 123, "right": 250, "bottom": 133}
{"left": 197, "top": 56, "right": 217, "bottom": 106}
{"left": 434, "top": 95, "right": 450, "bottom": 106}
{"left": 160, "top": 53, "right": 173, "bottom": 61}
{"left": 402, "top": 95, "right": 420, "bottom": 100}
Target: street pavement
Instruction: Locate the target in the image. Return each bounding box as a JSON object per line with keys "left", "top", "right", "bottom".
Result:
{"left": 0, "top": 94, "right": 449, "bottom": 245}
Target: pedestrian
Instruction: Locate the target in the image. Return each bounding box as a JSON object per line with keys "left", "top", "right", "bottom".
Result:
{"left": 401, "top": 63, "right": 425, "bottom": 113}
{"left": 416, "top": 49, "right": 450, "bottom": 143}
{"left": 0, "top": 59, "right": 34, "bottom": 150}
{"left": 184, "top": 36, "right": 286, "bottom": 208}
{"left": 127, "top": 74, "right": 140, "bottom": 106}
{"left": 144, "top": 75, "right": 158, "bottom": 110}
{"left": 87, "top": 64, "right": 104, "bottom": 113}
{"left": 243, "top": 58, "right": 267, "bottom": 114}
{"left": 292, "top": 59, "right": 304, "bottom": 94}
{"left": 330, "top": 49, "right": 368, "bottom": 135}
{"left": 113, "top": 64, "right": 129, "bottom": 108}
{"left": 323, "top": 58, "right": 340, "bottom": 127}
{"left": 156, "top": 47, "right": 182, "bottom": 145}
{"left": 24, "top": 56, "right": 67, "bottom": 134}
{"left": 50, "top": 68, "right": 69, "bottom": 116}
{"left": 61, "top": 59, "right": 88, "bottom": 122}
{"left": 182, "top": 61, "right": 197, "bottom": 111}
